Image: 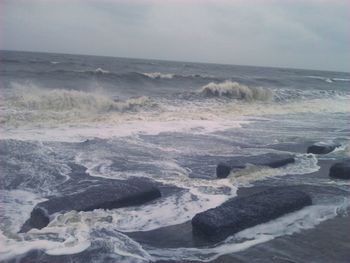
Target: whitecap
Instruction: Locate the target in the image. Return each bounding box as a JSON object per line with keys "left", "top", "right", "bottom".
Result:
{"left": 199, "top": 81, "right": 273, "bottom": 101}
{"left": 142, "top": 72, "right": 174, "bottom": 79}
{"left": 94, "top": 68, "right": 110, "bottom": 74}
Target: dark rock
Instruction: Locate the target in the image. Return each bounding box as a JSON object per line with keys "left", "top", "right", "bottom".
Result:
{"left": 267, "top": 156, "right": 295, "bottom": 168}
{"left": 20, "top": 179, "right": 161, "bottom": 232}
{"left": 307, "top": 143, "right": 340, "bottom": 154}
{"left": 217, "top": 163, "right": 245, "bottom": 178}
{"left": 216, "top": 153, "right": 295, "bottom": 178}
{"left": 329, "top": 161, "right": 350, "bottom": 179}
{"left": 192, "top": 187, "right": 312, "bottom": 242}
{"left": 26, "top": 207, "right": 50, "bottom": 230}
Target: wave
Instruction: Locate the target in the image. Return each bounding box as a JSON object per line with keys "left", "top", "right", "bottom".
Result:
{"left": 199, "top": 81, "right": 273, "bottom": 101}
{"left": 273, "top": 87, "right": 349, "bottom": 102}
{"left": 2, "top": 80, "right": 349, "bottom": 134}
{"left": 14, "top": 69, "right": 144, "bottom": 80}
{"left": 0, "top": 58, "right": 21, "bottom": 63}
{"left": 50, "top": 68, "right": 111, "bottom": 75}
{"left": 0, "top": 57, "right": 84, "bottom": 67}
{"left": 2, "top": 65, "right": 216, "bottom": 83}
{"left": 305, "top": 76, "right": 333, "bottom": 83}
{"left": 83, "top": 68, "right": 110, "bottom": 74}
{"left": 1, "top": 83, "right": 159, "bottom": 128}
{"left": 142, "top": 72, "right": 216, "bottom": 80}
{"left": 6, "top": 83, "right": 156, "bottom": 113}
{"left": 333, "top": 78, "right": 350, "bottom": 82}
{"left": 305, "top": 75, "right": 350, "bottom": 83}
{"left": 31, "top": 68, "right": 117, "bottom": 77}
{"left": 142, "top": 72, "right": 174, "bottom": 79}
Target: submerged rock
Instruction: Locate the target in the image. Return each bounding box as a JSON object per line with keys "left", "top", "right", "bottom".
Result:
{"left": 216, "top": 153, "right": 295, "bottom": 178}
{"left": 307, "top": 143, "right": 340, "bottom": 154}
{"left": 192, "top": 187, "right": 312, "bottom": 242}
{"left": 20, "top": 178, "right": 161, "bottom": 232}
{"left": 329, "top": 161, "right": 350, "bottom": 179}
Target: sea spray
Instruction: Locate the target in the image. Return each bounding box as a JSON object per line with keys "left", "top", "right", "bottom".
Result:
{"left": 199, "top": 81, "right": 273, "bottom": 101}
{"left": 8, "top": 83, "right": 155, "bottom": 112}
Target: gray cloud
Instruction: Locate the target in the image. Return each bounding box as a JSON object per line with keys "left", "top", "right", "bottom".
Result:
{"left": 2, "top": 0, "right": 349, "bottom": 72}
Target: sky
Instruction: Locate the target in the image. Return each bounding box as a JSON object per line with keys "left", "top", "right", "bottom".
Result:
{"left": 1, "top": 0, "right": 349, "bottom": 72}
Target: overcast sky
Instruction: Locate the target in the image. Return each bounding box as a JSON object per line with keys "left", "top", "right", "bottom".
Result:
{"left": 1, "top": 0, "right": 349, "bottom": 72}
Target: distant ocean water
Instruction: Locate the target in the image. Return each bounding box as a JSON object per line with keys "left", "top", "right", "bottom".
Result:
{"left": 0, "top": 50, "right": 349, "bottom": 262}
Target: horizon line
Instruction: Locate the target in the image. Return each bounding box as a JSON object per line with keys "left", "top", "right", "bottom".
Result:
{"left": 1, "top": 48, "right": 349, "bottom": 74}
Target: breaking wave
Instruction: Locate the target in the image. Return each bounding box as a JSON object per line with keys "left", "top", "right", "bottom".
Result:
{"left": 7, "top": 85, "right": 155, "bottom": 113}
{"left": 7, "top": 84, "right": 153, "bottom": 112}
{"left": 199, "top": 81, "right": 273, "bottom": 101}
{"left": 2, "top": 80, "right": 349, "bottom": 133}
{"left": 142, "top": 72, "right": 174, "bottom": 79}
{"left": 305, "top": 75, "right": 350, "bottom": 83}
{"left": 333, "top": 78, "right": 350, "bottom": 82}
{"left": 91, "top": 68, "right": 110, "bottom": 74}
{"left": 142, "top": 72, "right": 215, "bottom": 80}
{"left": 49, "top": 68, "right": 112, "bottom": 75}
{"left": 1, "top": 83, "right": 158, "bottom": 126}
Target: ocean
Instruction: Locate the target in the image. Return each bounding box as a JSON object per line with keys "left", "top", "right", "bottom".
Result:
{"left": 0, "top": 50, "right": 349, "bottom": 263}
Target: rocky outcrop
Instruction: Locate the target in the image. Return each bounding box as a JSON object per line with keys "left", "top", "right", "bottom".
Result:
{"left": 216, "top": 153, "right": 295, "bottom": 178}
{"left": 192, "top": 187, "right": 312, "bottom": 241}
{"left": 307, "top": 143, "right": 340, "bottom": 154}
{"left": 20, "top": 164, "right": 161, "bottom": 232}
{"left": 329, "top": 161, "right": 350, "bottom": 179}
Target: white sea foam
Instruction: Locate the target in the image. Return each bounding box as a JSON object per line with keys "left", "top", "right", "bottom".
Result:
{"left": 332, "top": 78, "right": 350, "bottom": 82}
{"left": 2, "top": 83, "right": 157, "bottom": 128}
{"left": 94, "top": 67, "right": 110, "bottom": 74}
{"left": 142, "top": 72, "right": 174, "bottom": 79}
{"left": 75, "top": 154, "right": 237, "bottom": 230}
{"left": 148, "top": 198, "right": 350, "bottom": 262}
{"left": 0, "top": 214, "right": 91, "bottom": 261}
{"left": 1, "top": 118, "right": 247, "bottom": 142}
{"left": 305, "top": 75, "right": 333, "bottom": 83}
{"left": 305, "top": 75, "right": 350, "bottom": 83}
{"left": 1, "top": 165, "right": 348, "bottom": 261}
{"left": 2, "top": 95, "right": 350, "bottom": 142}
{"left": 0, "top": 140, "right": 72, "bottom": 195}
{"left": 2, "top": 55, "right": 350, "bottom": 263}
{"left": 142, "top": 72, "right": 213, "bottom": 79}
{"left": 7, "top": 83, "right": 152, "bottom": 112}
{"left": 1, "top": 210, "right": 153, "bottom": 261}
{"left": 0, "top": 160, "right": 237, "bottom": 261}
{"left": 0, "top": 190, "right": 47, "bottom": 234}
{"left": 199, "top": 81, "right": 273, "bottom": 101}
{"left": 110, "top": 179, "right": 235, "bottom": 232}
{"left": 228, "top": 153, "right": 320, "bottom": 186}
{"left": 0, "top": 190, "right": 49, "bottom": 261}
{"left": 6, "top": 194, "right": 226, "bottom": 261}
{"left": 2, "top": 82, "right": 350, "bottom": 142}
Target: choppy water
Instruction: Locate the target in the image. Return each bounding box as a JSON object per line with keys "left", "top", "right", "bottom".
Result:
{"left": 1, "top": 50, "right": 350, "bottom": 262}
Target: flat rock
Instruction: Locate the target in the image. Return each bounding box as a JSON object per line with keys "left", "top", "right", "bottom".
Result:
{"left": 329, "top": 161, "right": 350, "bottom": 179}
{"left": 20, "top": 165, "right": 161, "bottom": 232}
{"left": 192, "top": 187, "right": 312, "bottom": 242}
{"left": 307, "top": 143, "right": 340, "bottom": 154}
{"left": 216, "top": 153, "right": 295, "bottom": 178}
